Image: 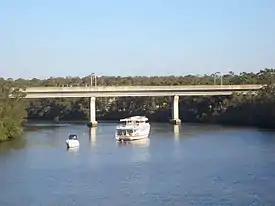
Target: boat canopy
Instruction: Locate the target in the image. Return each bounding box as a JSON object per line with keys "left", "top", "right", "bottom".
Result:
{"left": 68, "top": 134, "right": 78, "bottom": 140}
{"left": 120, "top": 116, "right": 148, "bottom": 122}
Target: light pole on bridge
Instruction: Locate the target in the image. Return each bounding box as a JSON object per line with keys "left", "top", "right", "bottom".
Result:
{"left": 90, "top": 73, "right": 97, "bottom": 87}
{"left": 214, "top": 72, "right": 223, "bottom": 86}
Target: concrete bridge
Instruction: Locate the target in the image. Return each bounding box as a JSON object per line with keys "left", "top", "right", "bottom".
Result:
{"left": 22, "top": 84, "right": 264, "bottom": 126}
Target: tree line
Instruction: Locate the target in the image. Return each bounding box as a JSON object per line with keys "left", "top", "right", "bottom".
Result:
{"left": 1, "top": 68, "right": 275, "bottom": 142}
{"left": 0, "top": 81, "right": 26, "bottom": 142}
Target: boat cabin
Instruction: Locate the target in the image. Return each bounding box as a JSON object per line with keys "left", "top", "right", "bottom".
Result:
{"left": 68, "top": 134, "right": 78, "bottom": 140}
{"left": 116, "top": 116, "right": 149, "bottom": 136}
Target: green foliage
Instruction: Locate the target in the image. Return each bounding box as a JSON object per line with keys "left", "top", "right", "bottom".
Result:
{"left": 0, "top": 80, "right": 26, "bottom": 142}
{"left": 1, "top": 68, "right": 275, "bottom": 129}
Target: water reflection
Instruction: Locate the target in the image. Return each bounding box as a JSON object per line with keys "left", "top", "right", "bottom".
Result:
{"left": 116, "top": 138, "right": 150, "bottom": 148}
{"left": 173, "top": 125, "right": 180, "bottom": 140}
{"left": 89, "top": 127, "right": 97, "bottom": 147}
{"left": 117, "top": 139, "right": 150, "bottom": 162}
{"left": 67, "top": 147, "right": 79, "bottom": 154}
{"left": 0, "top": 137, "right": 27, "bottom": 154}
{"left": 24, "top": 122, "right": 70, "bottom": 130}
{"left": 173, "top": 125, "right": 181, "bottom": 159}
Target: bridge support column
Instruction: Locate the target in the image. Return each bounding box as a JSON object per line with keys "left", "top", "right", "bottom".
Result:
{"left": 170, "top": 95, "right": 181, "bottom": 125}
{"left": 87, "top": 97, "right": 98, "bottom": 127}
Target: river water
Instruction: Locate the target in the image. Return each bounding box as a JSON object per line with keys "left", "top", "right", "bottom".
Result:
{"left": 1, "top": 122, "right": 275, "bottom": 205}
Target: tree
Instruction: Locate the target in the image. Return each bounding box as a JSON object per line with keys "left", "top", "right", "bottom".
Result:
{"left": 0, "top": 80, "right": 26, "bottom": 142}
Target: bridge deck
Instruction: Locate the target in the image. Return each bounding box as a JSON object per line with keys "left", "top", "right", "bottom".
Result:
{"left": 24, "top": 84, "right": 263, "bottom": 92}
{"left": 20, "top": 84, "right": 264, "bottom": 98}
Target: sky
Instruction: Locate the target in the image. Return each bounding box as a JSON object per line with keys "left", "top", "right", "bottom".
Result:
{"left": 0, "top": 0, "right": 275, "bottom": 79}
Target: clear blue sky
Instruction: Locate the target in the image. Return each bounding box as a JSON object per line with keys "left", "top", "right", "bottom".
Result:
{"left": 1, "top": 0, "right": 275, "bottom": 79}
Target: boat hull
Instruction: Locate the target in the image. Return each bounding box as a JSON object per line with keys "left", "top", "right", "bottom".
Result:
{"left": 116, "top": 131, "right": 150, "bottom": 141}
{"left": 65, "top": 140, "right": 80, "bottom": 148}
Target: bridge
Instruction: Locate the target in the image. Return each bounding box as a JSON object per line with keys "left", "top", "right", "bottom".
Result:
{"left": 22, "top": 84, "right": 264, "bottom": 126}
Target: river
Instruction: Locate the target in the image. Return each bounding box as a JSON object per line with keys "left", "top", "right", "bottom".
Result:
{"left": 0, "top": 122, "right": 275, "bottom": 205}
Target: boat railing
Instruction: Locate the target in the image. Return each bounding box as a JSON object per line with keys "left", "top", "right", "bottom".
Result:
{"left": 117, "top": 121, "right": 145, "bottom": 127}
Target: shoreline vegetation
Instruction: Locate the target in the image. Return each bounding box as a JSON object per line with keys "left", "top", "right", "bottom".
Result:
{"left": 1, "top": 68, "right": 275, "bottom": 142}
{"left": 0, "top": 81, "right": 26, "bottom": 142}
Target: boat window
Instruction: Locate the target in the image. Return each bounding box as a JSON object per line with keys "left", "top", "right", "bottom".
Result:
{"left": 117, "top": 129, "right": 122, "bottom": 135}
{"left": 117, "top": 129, "right": 135, "bottom": 136}
{"left": 69, "top": 135, "right": 77, "bottom": 140}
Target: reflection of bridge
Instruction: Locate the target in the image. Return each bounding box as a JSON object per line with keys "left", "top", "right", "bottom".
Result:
{"left": 21, "top": 85, "right": 263, "bottom": 126}
{"left": 89, "top": 127, "right": 97, "bottom": 146}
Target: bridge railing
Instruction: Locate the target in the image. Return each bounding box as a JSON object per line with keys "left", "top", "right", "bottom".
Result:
{"left": 22, "top": 84, "right": 264, "bottom": 92}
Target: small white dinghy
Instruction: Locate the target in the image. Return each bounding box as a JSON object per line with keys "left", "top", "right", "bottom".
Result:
{"left": 66, "top": 134, "right": 80, "bottom": 148}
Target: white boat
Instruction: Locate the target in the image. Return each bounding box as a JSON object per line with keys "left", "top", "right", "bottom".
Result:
{"left": 65, "top": 134, "right": 80, "bottom": 148}
{"left": 115, "top": 116, "right": 151, "bottom": 141}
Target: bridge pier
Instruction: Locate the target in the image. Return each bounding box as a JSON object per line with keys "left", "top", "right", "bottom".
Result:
{"left": 170, "top": 95, "right": 181, "bottom": 125}
{"left": 87, "top": 97, "right": 98, "bottom": 127}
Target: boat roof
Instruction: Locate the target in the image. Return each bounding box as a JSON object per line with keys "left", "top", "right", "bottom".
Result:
{"left": 120, "top": 116, "right": 148, "bottom": 122}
